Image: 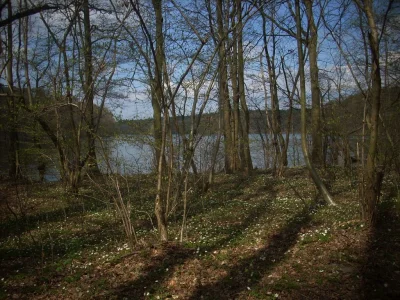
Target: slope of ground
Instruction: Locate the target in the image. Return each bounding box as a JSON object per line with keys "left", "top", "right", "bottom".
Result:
{"left": 0, "top": 168, "right": 399, "bottom": 299}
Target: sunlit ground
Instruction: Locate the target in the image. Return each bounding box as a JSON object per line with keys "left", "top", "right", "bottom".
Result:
{"left": 0, "top": 168, "right": 399, "bottom": 299}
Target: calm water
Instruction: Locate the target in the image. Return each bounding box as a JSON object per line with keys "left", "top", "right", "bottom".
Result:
{"left": 10, "top": 134, "right": 305, "bottom": 181}
{"left": 100, "top": 134, "right": 304, "bottom": 175}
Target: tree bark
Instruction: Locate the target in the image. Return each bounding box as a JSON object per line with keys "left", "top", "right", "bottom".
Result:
{"left": 358, "top": 0, "right": 382, "bottom": 224}
{"left": 83, "top": 0, "right": 100, "bottom": 175}
{"left": 217, "top": 0, "right": 234, "bottom": 173}
{"left": 295, "top": 0, "right": 335, "bottom": 206}
{"left": 152, "top": 0, "right": 168, "bottom": 241}
{"left": 260, "top": 4, "right": 287, "bottom": 176}
{"left": 236, "top": 0, "right": 252, "bottom": 174}
{"left": 229, "top": 7, "right": 242, "bottom": 171}
{"left": 6, "top": 1, "right": 21, "bottom": 179}
{"left": 304, "top": 0, "right": 323, "bottom": 167}
{"left": 229, "top": 0, "right": 243, "bottom": 172}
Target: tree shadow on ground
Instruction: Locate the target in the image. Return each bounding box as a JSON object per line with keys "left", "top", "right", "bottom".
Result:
{"left": 170, "top": 172, "right": 272, "bottom": 228}
{"left": 0, "top": 182, "right": 111, "bottom": 240}
{"left": 188, "top": 207, "right": 313, "bottom": 299}
{"left": 0, "top": 218, "right": 124, "bottom": 278}
{"left": 105, "top": 175, "right": 281, "bottom": 299}
{"left": 361, "top": 190, "right": 400, "bottom": 299}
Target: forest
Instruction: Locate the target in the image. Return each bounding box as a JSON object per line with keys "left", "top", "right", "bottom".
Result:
{"left": 0, "top": 0, "right": 399, "bottom": 299}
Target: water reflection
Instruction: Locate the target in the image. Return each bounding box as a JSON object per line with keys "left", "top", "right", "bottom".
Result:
{"left": 101, "top": 134, "right": 303, "bottom": 175}
{"left": 2, "top": 134, "right": 304, "bottom": 181}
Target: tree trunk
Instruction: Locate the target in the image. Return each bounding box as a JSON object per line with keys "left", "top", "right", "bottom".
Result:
{"left": 236, "top": 0, "right": 252, "bottom": 174}
{"left": 304, "top": 0, "right": 323, "bottom": 167}
{"left": 6, "top": 1, "right": 22, "bottom": 179}
{"left": 152, "top": 0, "right": 168, "bottom": 241}
{"left": 229, "top": 12, "right": 242, "bottom": 172}
{"left": 217, "top": 0, "right": 234, "bottom": 173}
{"left": 295, "top": 0, "right": 335, "bottom": 206}
{"left": 83, "top": 0, "right": 100, "bottom": 175}
{"left": 260, "top": 4, "right": 286, "bottom": 176}
{"left": 359, "top": 0, "right": 382, "bottom": 224}
{"left": 155, "top": 114, "right": 169, "bottom": 241}
{"left": 151, "top": 82, "right": 164, "bottom": 169}
{"left": 229, "top": 1, "right": 243, "bottom": 172}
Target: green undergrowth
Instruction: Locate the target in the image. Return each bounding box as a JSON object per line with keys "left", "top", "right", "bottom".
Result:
{"left": 0, "top": 168, "right": 399, "bottom": 299}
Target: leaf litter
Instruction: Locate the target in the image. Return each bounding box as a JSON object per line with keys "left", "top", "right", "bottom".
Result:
{"left": 0, "top": 168, "right": 399, "bottom": 299}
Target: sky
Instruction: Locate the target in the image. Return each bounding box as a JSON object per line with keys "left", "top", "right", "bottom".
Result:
{"left": 109, "top": 0, "right": 371, "bottom": 120}
{"left": 2, "top": 0, "right": 398, "bottom": 121}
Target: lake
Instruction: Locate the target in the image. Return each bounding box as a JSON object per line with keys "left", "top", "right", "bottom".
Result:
{"left": 99, "top": 133, "right": 304, "bottom": 175}
{"left": 7, "top": 134, "right": 305, "bottom": 182}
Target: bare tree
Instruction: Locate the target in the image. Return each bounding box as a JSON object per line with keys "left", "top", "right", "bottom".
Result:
{"left": 304, "top": 0, "right": 324, "bottom": 167}
{"left": 295, "top": 0, "right": 336, "bottom": 206}
{"left": 82, "top": 0, "right": 100, "bottom": 175}
{"left": 4, "top": 0, "right": 22, "bottom": 179}
{"left": 0, "top": 0, "right": 61, "bottom": 28}
{"left": 216, "top": 0, "right": 235, "bottom": 173}
{"left": 355, "top": 0, "right": 386, "bottom": 223}
{"left": 259, "top": 0, "right": 288, "bottom": 176}
{"left": 235, "top": 0, "right": 253, "bottom": 174}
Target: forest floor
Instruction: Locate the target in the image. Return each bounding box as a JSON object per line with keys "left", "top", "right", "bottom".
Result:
{"left": 0, "top": 167, "right": 399, "bottom": 299}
